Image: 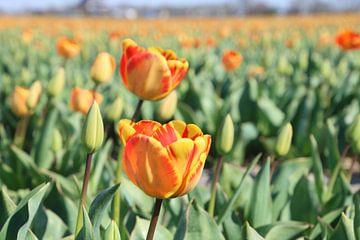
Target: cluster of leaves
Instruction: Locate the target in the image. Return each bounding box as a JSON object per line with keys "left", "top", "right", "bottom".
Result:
{"left": 0, "top": 23, "right": 360, "bottom": 239}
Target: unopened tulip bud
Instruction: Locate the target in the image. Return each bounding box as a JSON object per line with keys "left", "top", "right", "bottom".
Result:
{"left": 48, "top": 68, "right": 65, "bottom": 97}
{"left": 90, "top": 52, "right": 116, "bottom": 84}
{"left": 27, "top": 81, "right": 42, "bottom": 110}
{"left": 346, "top": 114, "right": 360, "bottom": 144}
{"left": 106, "top": 96, "right": 123, "bottom": 121}
{"left": 216, "top": 114, "right": 234, "bottom": 155}
{"left": 82, "top": 101, "right": 104, "bottom": 153}
{"left": 275, "top": 122, "right": 293, "bottom": 157}
{"left": 157, "top": 91, "right": 177, "bottom": 120}
{"left": 51, "top": 128, "right": 63, "bottom": 153}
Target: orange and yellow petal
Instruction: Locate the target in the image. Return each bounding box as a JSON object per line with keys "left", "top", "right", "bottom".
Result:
{"left": 118, "top": 119, "right": 136, "bottom": 144}
{"left": 153, "top": 123, "right": 181, "bottom": 147}
{"left": 168, "top": 59, "right": 189, "bottom": 88}
{"left": 123, "top": 134, "right": 181, "bottom": 198}
{"left": 169, "top": 120, "right": 203, "bottom": 140}
{"left": 10, "top": 87, "right": 30, "bottom": 117}
{"left": 125, "top": 51, "right": 171, "bottom": 100}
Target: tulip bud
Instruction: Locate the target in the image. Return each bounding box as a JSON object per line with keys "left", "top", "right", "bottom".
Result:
{"left": 51, "top": 128, "right": 63, "bottom": 153}
{"left": 346, "top": 114, "right": 360, "bottom": 144}
{"left": 90, "top": 52, "right": 116, "bottom": 84}
{"left": 157, "top": 91, "right": 177, "bottom": 120}
{"left": 216, "top": 114, "right": 234, "bottom": 155}
{"left": 275, "top": 122, "right": 293, "bottom": 157}
{"left": 106, "top": 96, "right": 123, "bottom": 121}
{"left": 48, "top": 68, "right": 65, "bottom": 97}
{"left": 27, "top": 81, "right": 42, "bottom": 110}
{"left": 82, "top": 101, "right": 104, "bottom": 153}
{"left": 277, "top": 56, "right": 293, "bottom": 76}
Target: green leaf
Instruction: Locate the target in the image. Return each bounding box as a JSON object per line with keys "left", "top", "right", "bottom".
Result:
{"left": 354, "top": 193, "right": 360, "bottom": 240}
{"left": 174, "top": 200, "right": 225, "bottom": 240}
{"left": 310, "top": 135, "right": 325, "bottom": 204}
{"left": 324, "top": 119, "right": 341, "bottom": 171}
{"left": 247, "top": 159, "right": 272, "bottom": 228}
{"left": 217, "top": 154, "right": 261, "bottom": 224}
{"left": 89, "top": 183, "right": 120, "bottom": 239}
{"left": 0, "top": 183, "right": 50, "bottom": 240}
{"left": 257, "top": 97, "right": 285, "bottom": 127}
{"left": 257, "top": 221, "right": 310, "bottom": 240}
{"left": 35, "top": 107, "right": 59, "bottom": 168}
{"left": 309, "top": 208, "right": 342, "bottom": 239}
{"left": 130, "top": 217, "right": 172, "bottom": 240}
{"left": 32, "top": 208, "right": 67, "bottom": 240}
{"left": 104, "top": 220, "right": 121, "bottom": 240}
{"left": 329, "top": 213, "right": 356, "bottom": 240}
{"left": 76, "top": 207, "right": 95, "bottom": 240}
{"left": 243, "top": 222, "right": 264, "bottom": 240}
{"left": 0, "top": 187, "right": 16, "bottom": 228}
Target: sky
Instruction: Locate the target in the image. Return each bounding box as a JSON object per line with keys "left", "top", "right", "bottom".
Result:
{"left": 0, "top": 0, "right": 357, "bottom": 12}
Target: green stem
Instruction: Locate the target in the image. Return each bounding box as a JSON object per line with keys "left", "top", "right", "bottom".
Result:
{"left": 131, "top": 99, "right": 144, "bottom": 122}
{"left": 13, "top": 117, "right": 29, "bottom": 148}
{"left": 112, "top": 148, "right": 123, "bottom": 226}
{"left": 146, "top": 198, "right": 163, "bottom": 240}
{"left": 75, "top": 152, "right": 93, "bottom": 236}
{"left": 208, "top": 155, "right": 223, "bottom": 217}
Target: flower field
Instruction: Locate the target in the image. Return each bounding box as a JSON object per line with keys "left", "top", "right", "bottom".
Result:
{"left": 1, "top": 13, "right": 360, "bottom": 239}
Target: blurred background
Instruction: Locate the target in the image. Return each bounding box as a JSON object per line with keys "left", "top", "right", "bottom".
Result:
{"left": 0, "top": 0, "right": 359, "bottom": 17}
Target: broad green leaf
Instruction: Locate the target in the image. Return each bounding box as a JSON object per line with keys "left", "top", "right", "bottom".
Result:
{"left": 0, "top": 187, "right": 16, "bottom": 228}
{"left": 309, "top": 208, "right": 343, "bottom": 239}
{"left": 89, "top": 184, "right": 120, "bottom": 239}
{"left": 329, "top": 213, "right": 355, "bottom": 240}
{"left": 174, "top": 200, "right": 224, "bottom": 240}
{"left": 310, "top": 135, "right": 325, "bottom": 204}
{"left": 32, "top": 208, "right": 67, "bottom": 240}
{"left": 0, "top": 183, "right": 50, "bottom": 240}
{"left": 76, "top": 207, "right": 95, "bottom": 240}
{"left": 248, "top": 159, "right": 272, "bottom": 228}
{"left": 104, "top": 220, "right": 121, "bottom": 240}
{"left": 257, "top": 221, "right": 309, "bottom": 240}
{"left": 243, "top": 222, "right": 264, "bottom": 240}
{"left": 130, "top": 217, "right": 172, "bottom": 240}
{"left": 257, "top": 97, "right": 285, "bottom": 127}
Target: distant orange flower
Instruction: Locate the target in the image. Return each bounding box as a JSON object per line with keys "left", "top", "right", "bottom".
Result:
{"left": 205, "top": 37, "right": 217, "bottom": 47}
{"left": 335, "top": 29, "right": 360, "bottom": 50}
{"left": 10, "top": 81, "right": 42, "bottom": 117}
{"left": 57, "top": 37, "right": 80, "bottom": 58}
{"left": 247, "top": 64, "right": 265, "bottom": 78}
{"left": 22, "top": 29, "right": 33, "bottom": 44}
{"left": 120, "top": 39, "right": 189, "bottom": 101}
{"left": 118, "top": 119, "right": 211, "bottom": 199}
{"left": 222, "top": 50, "right": 243, "bottom": 72}
{"left": 70, "top": 87, "right": 103, "bottom": 114}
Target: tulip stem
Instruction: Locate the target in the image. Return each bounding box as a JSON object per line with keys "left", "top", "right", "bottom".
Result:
{"left": 112, "top": 148, "right": 123, "bottom": 226}
{"left": 75, "top": 152, "right": 93, "bottom": 236}
{"left": 146, "top": 198, "right": 163, "bottom": 240}
{"left": 132, "top": 99, "right": 144, "bottom": 121}
{"left": 13, "top": 117, "right": 29, "bottom": 149}
{"left": 208, "top": 155, "right": 223, "bottom": 217}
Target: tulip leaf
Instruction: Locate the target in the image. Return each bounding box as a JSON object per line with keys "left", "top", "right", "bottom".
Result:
{"left": 310, "top": 135, "right": 325, "bottom": 204}
{"left": 247, "top": 158, "right": 272, "bottom": 228}
{"left": 32, "top": 207, "right": 68, "bottom": 240}
{"left": 76, "top": 206, "right": 95, "bottom": 240}
{"left": 104, "top": 220, "right": 121, "bottom": 240}
{"left": 309, "top": 208, "right": 343, "bottom": 239}
{"left": 257, "top": 97, "right": 285, "bottom": 127}
{"left": 354, "top": 192, "right": 360, "bottom": 240}
{"left": 329, "top": 213, "right": 356, "bottom": 240}
{"left": 256, "top": 221, "right": 310, "bottom": 240}
{"left": 0, "top": 187, "right": 17, "bottom": 228}
{"left": 174, "top": 199, "right": 225, "bottom": 240}
{"left": 243, "top": 222, "right": 264, "bottom": 240}
{"left": 130, "top": 217, "right": 172, "bottom": 240}
{"left": 89, "top": 183, "right": 120, "bottom": 239}
{"left": 0, "top": 183, "right": 50, "bottom": 239}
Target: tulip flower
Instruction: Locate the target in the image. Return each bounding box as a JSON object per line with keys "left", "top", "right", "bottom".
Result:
{"left": 222, "top": 50, "right": 243, "bottom": 72}
{"left": 335, "top": 29, "right": 360, "bottom": 50}
{"left": 118, "top": 119, "right": 211, "bottom": 199}
{"left": 90, "top": 52, "right": 116, "bottom": 84}
{"left": 70, "top": 87, "right": 103, "bottom": 114}
{"left": 10, "top": 81, "right": 42, "bottom": 117}
{"left": 120, "top": 39, "right": 189, "bottom": 101}
{"left": 57, "top": 36, "right": 80, "bottom": 58}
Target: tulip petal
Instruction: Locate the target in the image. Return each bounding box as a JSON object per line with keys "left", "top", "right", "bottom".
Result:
{"left": 120, "top": 39, "right": 145, "bottom": 86}
{"left": 123, "top": 134, "right": 181, "bottom": 198}
{"left": 173, "top": 135, "right": 211, "bottom": 197}
{"left": 169, "top": 120, "right": 203, "bottom": 140}
{"left": 118, "top": 119, "right": 136, "bottom": 144}
{"left": 125, "top": 52, "right": 171, "bottom": 100}
{"left": 168, "top": 59, "right": 189, "bottom": 88}
{"left": 153, "top": 123, "right": 181, "bottom": 147}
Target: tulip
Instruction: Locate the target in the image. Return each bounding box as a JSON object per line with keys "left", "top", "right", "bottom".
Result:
{"left": 118, "top": 119, "right": 211, "bottom": 199}
{"left": 335, "top": 29, "right": 360, "bottom": 50}
{"left": 57, "top": 36, "right": 80, "bottom": 58}
{"left": 157, "top": 91, "right": 177, "bottom": 121}
{"left": 82, "top": 102, "right": 104, "bottom": 153}
{"left": 10, "top": 81, "right": 42, "bottom": 117}
{"left": 216, "top": 114, "right": 234, "bottom": 155}
{"left": 222, "top": 50, "right": 243, "bottom": 72}
{"left": 275, "top": 123, "right": 293, "bottom": 157}
{"left": 70, "top": 87, "right": 103, "bottom": 114}
{"left": 120, "top": 39, "right": 189, "bottom": 101}
{"left": 106, "top": 96, "right": 123, "bottom": 121}
{"left": 47, "top": 68, "right": 65, "bottom": 98}
{"left": 90, "top": 52, "right": 116, "bottom": 84}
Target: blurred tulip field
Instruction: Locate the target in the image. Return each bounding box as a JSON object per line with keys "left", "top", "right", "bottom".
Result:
{"left": 1, "top": 14, "right": 360, "bottom": 239}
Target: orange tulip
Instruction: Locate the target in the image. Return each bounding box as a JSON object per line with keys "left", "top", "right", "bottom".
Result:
{"left": 70, "top": 87, "right": 103, "bottom": 114}
{"left": 120, "top": 39, "right": 189, "bottom": 101}
{"left": 335, "top": 29, "right": 360, "bottom": 50}
{"left": 90, "top": 52, "right": 116, "bottom": 84}
{"left": 57, "top": 37, "right": 80, "bottom": 58}
{"left": 10, "top": 81, "right": 42, "bottom": 117}
{"left": 118, "top": 119, "right": 211, "bottom": 199}
{"left": 222, "top": 50, "right": 243, "bottom": 72}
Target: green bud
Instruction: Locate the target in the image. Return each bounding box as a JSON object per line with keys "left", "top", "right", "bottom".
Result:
{"left": 106, "top": 96, "right": 123, "bottom": 121}
{"left": 321, "top": 60, "right": 332, "bottom": 80}
{"left": 216, "top": 114, "right": 234, "bottom": 155}
{"left": 47, "top": 68, "right": 65, "bottom": 97}
{"left": 82, "top": 101, "right": 104, "bottom": 153}
{"left": 104, "top": 220, "right": 121, "bottom": 240}
{"left": 51, "top": 128, "right": 63, "bottom": 152}
{"left": 275, "top": 122, "right": 293, "bottom": 157}
{"left": 27, "top": 80, "right": 42, "bottom": 109}
{"left": 157, "top": 91, "right": 178, "bottom": 121}
{"left": 299, "top": 50, "right": 309, "bottom": 71}
{"left": 277, "top": 56, "right": 293, "bottom": 76}
{"left": 346, "top": 114, "right": 360, "bottom": 144}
